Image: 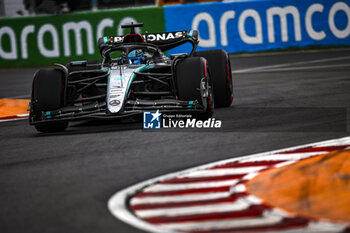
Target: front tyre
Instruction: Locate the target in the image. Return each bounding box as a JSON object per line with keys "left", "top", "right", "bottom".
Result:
{"left": 31, "top": 68, "right": 68, "bottom": 133}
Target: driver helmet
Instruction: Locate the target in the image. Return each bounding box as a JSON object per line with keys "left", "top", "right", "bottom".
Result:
{"left": 122, "top": 49, "right": 146, "bottom": 64}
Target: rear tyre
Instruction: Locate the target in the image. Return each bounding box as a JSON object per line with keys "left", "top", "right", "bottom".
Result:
{"left": 195, "top": 49, "right": 233, "bottom": 107}
{"left": 32, "top": 68, "right": 68, "bottom": 133}
{"left": 175, "top": 57, "right": 214, "bottom": 119}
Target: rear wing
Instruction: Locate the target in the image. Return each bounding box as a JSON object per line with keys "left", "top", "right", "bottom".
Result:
{"left": 98, "top": 30, "right": 198, "bottom": 53}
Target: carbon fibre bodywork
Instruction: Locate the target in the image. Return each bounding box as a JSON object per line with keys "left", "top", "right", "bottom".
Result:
{"left": 29, "top": 26, "right": 212, "bottom": 125}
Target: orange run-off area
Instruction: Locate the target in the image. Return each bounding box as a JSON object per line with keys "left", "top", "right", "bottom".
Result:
{"left": 247, "top": 149, "right": 350, "bottom": 223}
{"left": 0, "top": 99, "right": 30, "bottom": 118}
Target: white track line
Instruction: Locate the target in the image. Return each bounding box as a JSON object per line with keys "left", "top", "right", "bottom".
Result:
{"left": 143, "top": 179, "right": 239, "bottom": 192}
{"left": 240, "top": 152, "right": 328, "bottom": 162}
{"left": 247, "top": 63, "right": 350, "bottom": 73}
{"left": 109, "top": 136, "right": 350, "bottom": 233}
{"left": 135, "top": 197, "right": 254, "bottom": 218}
{"left": 241, "top": 171, "right": 260, "bottom": 180}
{"left": 232, "top": 55, "right": 350, "bottom": 74}
{"left": 230, "top": 183, "right": 246, "bottom": 193}
{"left": 178, "top": 166, "right": 266, "bottom": 178}
{"left": 158, "top": 211, "right": 283, "bottom": 231}
{"left": 301, "top": 222, "right": 348, "bottom": 233}
{"left": 131, "top": 192, "right": 232, "bottom": 205}
{"left": 231, "top": 47, "right": 350, "bottom": 58}
{"left": 0, "top": 114, "right": 29, "bottom": 122}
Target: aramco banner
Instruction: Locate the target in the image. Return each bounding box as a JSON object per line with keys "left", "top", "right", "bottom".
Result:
{"left": 164, "top": 0, "right": 350, "bottom": 54}
{"left": 1, "top": 0, "right": 349, "bottom": 67}
{"left": 0, "top": 7, "right": 164, "bottom": 67}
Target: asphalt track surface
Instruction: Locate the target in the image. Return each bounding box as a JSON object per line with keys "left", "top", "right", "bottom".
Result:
{"left": 1, "top": 49, "right": 350, "bottom": 233}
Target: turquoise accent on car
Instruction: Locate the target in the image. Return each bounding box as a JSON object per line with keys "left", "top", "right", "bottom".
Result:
{"left": 104, "top": 37, "right": 108, "bottom": 43}
{"left": 189, "top": 30, "right": 193, "bottom": 37}
{"left": 44, "top": 111, "right": 51, "bottom": 119}
{"left": 71, "top": 60, "right": 86, "bottom": 64}
{"left": 171, "top": 53, "right": 188, "bottom": 56}
{"left": 187, "top": 100, "right": 194, "bottom": 108}
{"left": 114, "top": 76, "right": 126, "bottom": 81}
{"left": 126, "top": 65, "right": 155, "bottom": 93}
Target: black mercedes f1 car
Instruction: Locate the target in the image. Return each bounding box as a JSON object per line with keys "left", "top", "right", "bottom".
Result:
{"left": 29, "top": 23, "right": 233, "bottom": 132}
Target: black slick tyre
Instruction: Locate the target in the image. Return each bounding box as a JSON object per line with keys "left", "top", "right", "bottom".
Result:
{"left": 195, "top": 49, "right": 233, "bottom": 107}
{"left": 175, "top": 57, "right": 214, "bottom": 119}
{"left": 31, "top": 68, "right": 68, "bottom": 133}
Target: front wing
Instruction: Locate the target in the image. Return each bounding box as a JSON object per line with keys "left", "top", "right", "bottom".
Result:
{"left": 29, "top": 99, "right": 205, "bottom": 125}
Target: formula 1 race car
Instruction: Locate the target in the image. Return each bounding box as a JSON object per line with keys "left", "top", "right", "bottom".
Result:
{"left": 29, "top": 23, "right": 233, "bottom": 132}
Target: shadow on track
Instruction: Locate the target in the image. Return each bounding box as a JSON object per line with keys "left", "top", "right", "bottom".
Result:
{"left": 32, "top": 118, "right": 142, "bottom": 137}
